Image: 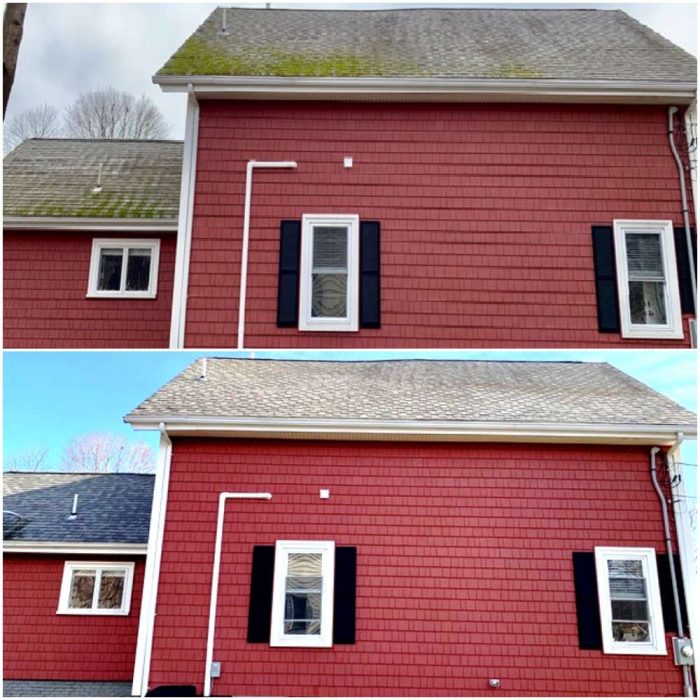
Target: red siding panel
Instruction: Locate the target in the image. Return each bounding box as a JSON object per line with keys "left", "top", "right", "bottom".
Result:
{"left": 149, "top": 439, "right": 683, "bottom": 696}
{"left": 3, "top": 231, "right": 175, "bottom": 348}
{"left": 3, "top": 555, "right": 145, "bottom": 681}
{"left": 185, "top": 101, "right": 693, "bottom": 348}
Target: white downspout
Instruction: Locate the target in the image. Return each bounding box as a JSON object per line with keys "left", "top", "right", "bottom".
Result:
{"left": 131, "top": 424, "right": 173, "bottom": 697}
{"left": 203, "top": 491, "right": 272, "bottom": 697}
{"left": 237, "top": 160, "right": 297, "bottom": 350}
{"left": 169, "top": 89, "right": 200, "bottom": 349}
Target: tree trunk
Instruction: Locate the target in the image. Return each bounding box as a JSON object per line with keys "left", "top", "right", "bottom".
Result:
{"left": 3, "top": 4, "right": 27, "bottom": 116}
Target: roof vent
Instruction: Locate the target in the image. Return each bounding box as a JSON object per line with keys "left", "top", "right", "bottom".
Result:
{"left": 67, "top": 493, "right": 79, "bottom": 520}
{"left": 199, "top": 357, "right": 207, "bottom": 381}
{"left": 92, "top": 163, "right": 103, "bottom": 194}
{"left": 218, "top": 8, "right": 229, "bottom": 36}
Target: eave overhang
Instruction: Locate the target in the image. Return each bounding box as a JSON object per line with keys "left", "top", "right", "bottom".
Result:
{"left": 3, "top": 216, "right": 179, "bottom": 232}
{"left": 125, "top": 415, "right": 697, "bottom": 446}
{"left": 153, "top": 75, "right": 697, "bottom": 105}
{"left": 3, "top": 540, "right": 148, "bottom": 555}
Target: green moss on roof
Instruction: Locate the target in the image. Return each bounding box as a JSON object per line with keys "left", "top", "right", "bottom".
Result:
{"left": 158, "top": 37, "right": 424, "bottom": 78}
{"left": 8, "top": 191, "right": 165, "bottom": 219}
{"left": 486, "top": 62, "right": 543, "bottom": 79}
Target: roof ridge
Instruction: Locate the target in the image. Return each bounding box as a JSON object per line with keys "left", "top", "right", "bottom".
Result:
{"left": 23, "top": 137, "right": 184, "bottom": 144}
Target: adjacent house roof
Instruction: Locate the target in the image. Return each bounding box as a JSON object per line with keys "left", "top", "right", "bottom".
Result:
{"left": 2, "top": 472, "right": 154, "bottom": 545}
{"left": 3, "top": 138, "right": 182, "bottom": 222}
{"left": 126, "top": 359, "right": 696, "bottom": 434}
{"left": 157, "top": 8, "right": 696, "bottom": 83}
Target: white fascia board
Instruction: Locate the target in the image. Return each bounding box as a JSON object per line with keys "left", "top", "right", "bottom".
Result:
{"left": 125, "top": 415, "right": 696, "bottom": 445}
{"left": 3, "top": 541, "right": 147, "bottom": 555}
{"left": 4, "top": 217, "right": 178, "bottom": 232}
{"left": 154, "top": 75, "right": 697, "bottom": 104}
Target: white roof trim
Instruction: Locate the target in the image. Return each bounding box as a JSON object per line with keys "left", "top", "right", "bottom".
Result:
{"left": 154, "top": 75, "right": 697, "bottom": 105}
{"left": 4, "top": 216, "right": 178, "bottom": 232}
{"left": 3, "top": 541, "right": 147, "bottom": 555}
{"left": 125, "top": 415, "right": 696, "bottom": 445}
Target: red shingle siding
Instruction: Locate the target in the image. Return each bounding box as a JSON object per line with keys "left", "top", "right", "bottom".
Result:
{"left": 3, "top": 231, "right": 175, "bottom": 348}
{"left": 3, "top": 555, "right": 145, "bottom": 681}
{"left": 149, "top": 439, "right": 682, "bottom": 696}
{"left": 184, "top": 101, "right": 693, "bottom": 348}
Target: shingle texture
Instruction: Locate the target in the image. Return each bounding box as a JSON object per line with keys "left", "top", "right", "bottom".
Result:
{"left": 2, "top": 473, "right": 154, "bottom": 543}
{"left": 127, "top": 359, "right": 696, "bottom": 427}
{"left": 157, "top": 8, "right": 696, "bottom": 82}
{"left": 3, "top": 681, "right": 132, "bottom": 697}
{"left": 3, "top": 139, "right": 182, "bottom": 219}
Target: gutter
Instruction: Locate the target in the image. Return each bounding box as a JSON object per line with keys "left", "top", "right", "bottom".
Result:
{"left": 154, "top": 75, "right": 697, "bottom": 104}
{"left": 3, "top": 216, "right": 178, "bottom": 232}
{"left": 2, "top": 541, "right": 147, "bottom": 555}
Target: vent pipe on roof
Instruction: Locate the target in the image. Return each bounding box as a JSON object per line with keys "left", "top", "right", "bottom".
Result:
{"left": 92, "top": 163, "right": 103, "bottom": 194}
{"left": 218, "top": 8, "right": 229, "bottom": 35}
{"left": 200, "top": 357, "right": 207, "bottom": 381}
{"left": 67, "top": 493, "right": 79, "bottom": 520}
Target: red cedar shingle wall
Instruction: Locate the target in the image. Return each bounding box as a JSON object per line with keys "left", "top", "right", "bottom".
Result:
{"left": 3, "top": 555, "right": 145, "bottom": 681}
{"left": 3, "top": 231, "right": 175, "bottom": 348}
{"left": 149, "top": 439, "right": 683, "bottom": 697}
{"left": 185, "top": 101, "right": 693, "bottom": 349}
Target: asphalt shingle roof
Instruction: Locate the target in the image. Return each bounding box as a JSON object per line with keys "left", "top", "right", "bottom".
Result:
{"left": 3, "top": 139, "right": 182, "bottom": 220}
{"left": 2, "top": 472, "right": 154, "bottom": 544}
{"left": 157, "top": 8, "right": 696, "bottom": 82}
{"left": 126, "top": 359, "right": 696, "bottom": 427}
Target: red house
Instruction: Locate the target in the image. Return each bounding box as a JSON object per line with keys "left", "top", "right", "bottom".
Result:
{"left": 3, "top": 8, "right": 697, "bottom": 350}
{"left": 125, "top": 358, "right": 697, "bottom": 697}
{"left": 3, "top": 472, "right": 154, "bottom": 697}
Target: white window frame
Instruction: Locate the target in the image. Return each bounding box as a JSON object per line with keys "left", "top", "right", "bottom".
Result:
{"left": 299, "top": 214, "right": 359, "bottom": 332}
{"left": 613, "top": 220, "right": 683, "bottom": 339}
{"left": 594, "top": 546, "right": 666, "bottom": 655}
{"left": 87, "top": 238, "right": 160, "bottom": 298}
{"left": 57, "top": 561, "right": 135, "bottom": 616}
{"left": 270, "top": 540, "right": 335, "bottom": 648}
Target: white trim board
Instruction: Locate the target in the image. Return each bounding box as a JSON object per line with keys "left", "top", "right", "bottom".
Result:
{"left": 3, "top": 541, "right": 147, "bottom": 555}
{"left": 4, "top": 217, "right": 177, "bottom": 232}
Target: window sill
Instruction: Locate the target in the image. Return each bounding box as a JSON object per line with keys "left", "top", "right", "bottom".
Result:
{"left": 86, "top": 292, "right": 157, "bottom": 300}
{"left": 602, "top": 644, "right": 668, "bottom": 656}
{"left": 620, "top": 326, "right": 684, "bottom": 340}
{"left": 56, "top": 608, "right": 130, "bottom": 616}
{"left": 298, "top": 319, "right": 358, "bottom": 332}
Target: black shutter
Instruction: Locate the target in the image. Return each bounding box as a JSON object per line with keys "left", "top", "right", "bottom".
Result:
{"left": 591, "top": 226, "right": 621, "bottom": 333}
{"left": 657, "top": 553, "right": 689, "bottom": 633}
{"left": 572, "top": 552, "right": 603, "bottom": 650}
{"left": 674, "top": 227, "right": 697, "bottom": 315}
{"left": 247, "top": 545, "right": 275, "bottom": 643}
{"left": 333, "top": 546, "right": 357, "bottom": 644}
{"left": 277, "top": 221, "right": 301, "bottom": 327}
{"left": 360, "top": 222, "right": 381, "bottom": 328}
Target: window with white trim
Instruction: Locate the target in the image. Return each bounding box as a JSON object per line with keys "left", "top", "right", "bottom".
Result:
{"left": 87, "top": 239, "right": 160, "bottom": 298}
{"left": 270, "top": 540, "right": 335, "bottom": 647}
{"left": 613, "top": 220, "right": 683, "bottom": 339}
{"left": 594, "top": 547, "right": 666, "bottom": 655}
{"left": 57, "top": 562, "right": 134, "bottom": 615}
{"left": 299, "top": 215, "right": 359, "bottom": 331}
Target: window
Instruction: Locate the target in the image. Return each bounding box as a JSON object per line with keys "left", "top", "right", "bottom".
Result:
{"left": 594, "top": 547, "right": 666, "bottom": 655}
{"left": 613, "top": 220, "right": 683, "bottom": 339}
{"left": 87, "top": 239, "right": 160, "bottom": 298}
{"left": 299, "top": 215, "right": 359, "bottom": 331}
{"left": 270, "top": 540, "right": 335, "bottom": 647}
{"left": 57, "top": 562, "right": 134, "bottom": 615}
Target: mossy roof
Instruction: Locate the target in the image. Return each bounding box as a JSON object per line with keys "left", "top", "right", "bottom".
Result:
{"left": 3, "top": 139, "right": 182, "bottom": 220}
{"left": 157, "top": 7, "right": 696, "bottom": 82}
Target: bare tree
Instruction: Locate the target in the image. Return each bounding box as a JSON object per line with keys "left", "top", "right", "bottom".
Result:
{"left": 4, "top": 446, "right": 50, "bottom": 472}
{"left": 3, "top": 3, "right": 27, "bottom": 115}
{"left": 64, "top": 87, "right": 169, "bottom": 140}
{"left": 59, "top": 433, "right": 155, "bottom": 474}
{"left": 4, "top": 102, "right": 60, "bottom": 152}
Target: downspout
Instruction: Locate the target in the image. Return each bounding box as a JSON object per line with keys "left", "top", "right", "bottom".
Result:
{"left": 131, "top": 424, "right": 173, "bottom": 697}
{"left": 668, "top": 107, "right": 697, "bottom": 326}
{"left": 203, "top": 491, "right": 272, "bottom": 697}
{"left": 237, "top": 160, "right": 297, "bottom": 350}
{"left": 650, "top": 444, "right": 694, "bottom": 697}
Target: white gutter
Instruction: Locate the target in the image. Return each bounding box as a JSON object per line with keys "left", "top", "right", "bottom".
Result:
{"left": 237, "top": 160, "right": 297, "bottom": 350}
{"left": 154, "top": 75, "right": 697, "bottom": 104}
{"left": 204, "top": 492, "right": 272, "bottom": 697}
{"left": 169, "top": 90, "right": 200, "bottom": 349}
{"left": 2, "top": 541, "right": 147, "bottom": 555}
{"left": 3, "top": 217, "right": 178, "bottom": 232}
{"left": 131, "top": 425, "right": 173, "bottom": 697}
{"left": 125, "top": 415, "right": 697, "bottom": 445}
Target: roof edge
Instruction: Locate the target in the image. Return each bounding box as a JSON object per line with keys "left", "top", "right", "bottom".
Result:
{"left": 3, "top": 541, "right": 148, "bottom": 554}
{"left": 4, "top": 216, "right": 179, "bottom": 232}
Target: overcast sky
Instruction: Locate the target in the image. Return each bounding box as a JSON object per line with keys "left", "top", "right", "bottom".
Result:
{"left": 4, "top": 1, "right": 698, "bottom": 141}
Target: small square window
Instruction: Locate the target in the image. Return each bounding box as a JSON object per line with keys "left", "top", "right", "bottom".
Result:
{"left": 57, "top": 562, "right": 134, "bottom": 615}
{"left": 299, "top": 215, "right": 359, "bottom": 331}
{"left": 87, "top": 239, "right": 160, "bottom": 298}
{"left": 613, "top": 221, "right": 683, "bottom": 339}
{"left": 270, "top": 541, "right": 335, "bottom": 647}
{"left": 594, "top": 547, "right": 666, "bottom": 655}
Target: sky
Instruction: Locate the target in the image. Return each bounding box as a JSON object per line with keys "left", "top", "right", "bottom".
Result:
{"left": 3, "top": 1, "right": 698, "bottom": 142}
